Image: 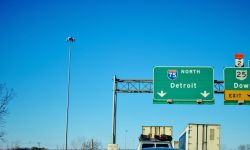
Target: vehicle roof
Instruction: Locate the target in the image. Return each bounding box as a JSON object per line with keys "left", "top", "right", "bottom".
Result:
{"left": 142, "top": 148, "right": 176, "bottom": 150}
{"left": 141, "top": 141, "right": 171, "bottom": 144}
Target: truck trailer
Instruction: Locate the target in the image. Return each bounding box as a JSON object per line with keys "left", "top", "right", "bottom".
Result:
{"left": 179, "top": 124, "right": 220, "bottom": 150}
{"left": 142, "top": 126, "right": 173, "bottom": 139}
{"left": 137, "top": 126, "right": 178, "bottom": 150}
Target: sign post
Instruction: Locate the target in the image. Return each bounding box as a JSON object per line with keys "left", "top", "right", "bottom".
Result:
{"left": 224, "top": 67, "right": 250, "bottom": 105}
{"left": 153, "top": 66, "right": 214, "bottom": 104}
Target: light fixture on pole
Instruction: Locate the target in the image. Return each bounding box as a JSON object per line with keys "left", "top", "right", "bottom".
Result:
{"left": 65, "top": 36, "right": 75, "bottom": 150}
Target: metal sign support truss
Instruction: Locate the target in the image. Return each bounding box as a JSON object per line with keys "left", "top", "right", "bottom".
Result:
{"left": 111, "top": 75, "right": 224, "bottom": 144}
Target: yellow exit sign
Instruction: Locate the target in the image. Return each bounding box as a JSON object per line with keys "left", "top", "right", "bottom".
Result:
{"left": 224, "top": 90, "right": 250, "bottom": 101}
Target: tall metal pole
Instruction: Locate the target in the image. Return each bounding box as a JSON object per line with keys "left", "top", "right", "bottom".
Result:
{"left": 125, "top": 130, "right": 128, "bottom": 150}
{"left": 65, "top": 37, "right": 75, "bottom": 150}
{"left": 112, "top": 75, "right": 117, "bottom": 144}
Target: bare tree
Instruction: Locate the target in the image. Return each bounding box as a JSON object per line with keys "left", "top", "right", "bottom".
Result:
{"left": 71, "top": 137, "right": 102, "bottom": 150}
{"left": 71, "top": 137, "right": 86, "bottom": 150}
{"left": 81, "top": 139, "right": 102, "bottom": 150}
{"left": 0, "top": 83, "right": 15, "bottom": 140}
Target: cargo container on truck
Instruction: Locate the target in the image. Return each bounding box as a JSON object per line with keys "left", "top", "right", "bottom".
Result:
{"left": 137, "top": 126, "right": 178, "bottom": 150}
{"left": 179, "top": 124, "right": 220, "bottom": 150}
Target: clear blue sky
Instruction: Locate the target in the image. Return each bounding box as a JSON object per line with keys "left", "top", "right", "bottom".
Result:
{"left": 0, "top": 0, "right": 250, "bottom": 149}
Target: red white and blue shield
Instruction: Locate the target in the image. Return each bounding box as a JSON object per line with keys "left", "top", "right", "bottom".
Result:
{"left": 167, "top": 70, "right": 178, "bottom": 80}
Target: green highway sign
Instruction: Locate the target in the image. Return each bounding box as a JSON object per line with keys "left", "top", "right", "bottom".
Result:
{"left": 153, "top": 66, "right": 214, "bottom": 104}
{"left": 224, "top": 67, "right": 250, "bottom": 105}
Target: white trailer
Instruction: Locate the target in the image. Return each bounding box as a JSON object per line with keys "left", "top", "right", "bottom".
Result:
{"left": 179, "top": 124, "right": 220, "bottom": 150}
{"left": 142, "top": 126, "right": 173, "bottom": 138}
{"left": 137, "top": 126, "right": 176, "bottom": 150}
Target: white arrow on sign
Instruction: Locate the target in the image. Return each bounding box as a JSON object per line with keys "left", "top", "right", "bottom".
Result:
{"left": 157, "top": 90, "right": 167, "bottom": 97}
{"left": 201, "top": 91, "right": 210, "bottom": 98}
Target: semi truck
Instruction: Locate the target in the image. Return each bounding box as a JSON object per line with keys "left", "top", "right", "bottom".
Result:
{"left": 179, "top": 124, "right": 220, "bottom": 150}
{"left": 137, "top": 126, "right": 178, "bottom": 150}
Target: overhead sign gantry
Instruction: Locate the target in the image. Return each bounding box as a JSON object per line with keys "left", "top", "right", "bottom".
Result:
{"left": 109, "top": 53, "right": 249, "bottom": 150}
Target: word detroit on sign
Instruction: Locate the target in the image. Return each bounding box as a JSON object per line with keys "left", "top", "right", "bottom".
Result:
{"left": 153, "top": 66, "right": 214, "bottom": 104}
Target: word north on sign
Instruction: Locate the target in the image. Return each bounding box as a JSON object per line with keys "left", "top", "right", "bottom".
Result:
{"left": 224, "top": 67, "right": 250, "bottom": 102}
{"left": 153, "top": 66, "right": 214, "bottom": 104}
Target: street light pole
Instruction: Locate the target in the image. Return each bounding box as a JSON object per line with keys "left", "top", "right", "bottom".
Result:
{"left": 125, "top": 130, "right": 128, "bottom": 150}
{"left": 65, "top": 37, "right": 75, "bottom": 150}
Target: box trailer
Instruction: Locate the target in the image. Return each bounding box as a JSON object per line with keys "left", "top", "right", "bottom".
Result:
{"left": 142, "top": 126, "right": 173, "bottom": 137}
{"left": 179, "top": 124, "right": 220, "bottom": 150}
{"left": 137, "top": 126, "right": 177, "bottom": 150}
